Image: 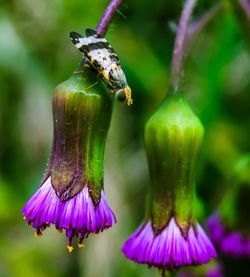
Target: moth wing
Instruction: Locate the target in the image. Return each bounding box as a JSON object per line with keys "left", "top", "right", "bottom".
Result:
{"left": 85, "top": 28, "right": 102, "bottom": 37}
{"left": 70, "top": 31, "right": 91, "bottom": 54}
{"left": 69, "top": 31, "right": 82, "bottom": 45}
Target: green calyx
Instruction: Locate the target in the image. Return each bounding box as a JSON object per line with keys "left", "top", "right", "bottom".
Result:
{"left": 46, "top": 67, "right": 113, "bottom": 205}
{"left": 144, "top": 92, "right": 204, "bottom": 235}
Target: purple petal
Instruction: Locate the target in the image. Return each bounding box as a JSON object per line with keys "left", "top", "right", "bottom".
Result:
{"left": 246, "top": 237, "right": 250, "bottom": 257}
{"left": 22, "top": 177, "right": 116, "bottom": 246}
{"left": 206, "top": 213, "right": 225, "bottom": 245}
{"left": 206, "top": 213, "right": 250, "bottom": 258}
{"left": 220, "top": 232, "right": 245, "bottom": 257}
{"left": 122, "top": 218, "right": 217, "bottom": 269}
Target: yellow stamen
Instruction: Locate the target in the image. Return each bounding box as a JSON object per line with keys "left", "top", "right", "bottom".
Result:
{"left": 78, "top": 243, "right": 85, "bottom": 249}
{"left": 34, "top": 232, "right": 41, "bottom": 238}
{"left": 67, "top": 245, "right": 74, "bottom": 253}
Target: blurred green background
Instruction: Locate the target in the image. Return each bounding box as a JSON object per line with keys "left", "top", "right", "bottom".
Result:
{"left": 0, "top": 0, "right": 249, "bottom": 276}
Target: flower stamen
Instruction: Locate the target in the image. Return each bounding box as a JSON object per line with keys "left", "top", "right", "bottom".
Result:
{"left": 67, "top": 244, "right": 74, "bottom": 253}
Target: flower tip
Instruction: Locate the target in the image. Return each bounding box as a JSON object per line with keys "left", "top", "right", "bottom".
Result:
{"left": 23, "top": 178, "right": 116, "bottom": 246}
{"left": 78, "top": 243, "right": 85, "bottom": 249}
{"left": 34, "top": 232, "right": 41, "bottom": 238}
{"left": 67, "top": 245, "right": 74, "bottom": 253}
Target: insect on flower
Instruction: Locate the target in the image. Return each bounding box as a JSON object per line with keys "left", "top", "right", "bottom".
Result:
{"left": 22, "top": 72, "right": 116, "bottom": 252}
{"left": 70, "top": 29, "right": 133, "bottom": 106}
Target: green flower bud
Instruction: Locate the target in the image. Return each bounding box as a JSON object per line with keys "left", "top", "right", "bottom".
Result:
{"left": 46, "top": 67, "right": 113, "bottom": 205}
{"left": 144, "top": 92, "right": 204, "bottom": 235}
{"left": 22, "top": 67, "right": 117, "bottom": 249}
{"left": 122, "top": 92, "right": 216, "bottom": 268}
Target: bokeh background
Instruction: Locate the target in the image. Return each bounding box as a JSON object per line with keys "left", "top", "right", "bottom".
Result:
{"left": 0, "top": 0, "right": 249, "bottom": 276}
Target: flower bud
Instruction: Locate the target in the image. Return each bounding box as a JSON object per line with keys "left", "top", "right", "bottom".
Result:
{"left": 122, "top": 92, "right": 216, "bottom": 270}
{"left": 49, "top": 69, "right": 112, "bottom": 204}
{"left": 22, "top": 67, "right": 116, "bottom": 251}
{"left": 145, "top": 92, "right": 204, "bottom": 234}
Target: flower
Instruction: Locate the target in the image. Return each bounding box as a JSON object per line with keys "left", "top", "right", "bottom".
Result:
{"left": 206, "top": 214, "right": 225, "bottom": 246}
{"left": 206, "top": 154, "right": 250, "bottom": 258}
{"left": 122, "top": 218, "right": 216, "bottom": 270}
{"left": 206, "top": 213, "right": 248, "bottom": 258}
{"left": 22, "top": 68, "right": 116, "bottom": 251}
{"left": 122, "top": 92, "right": 217, "bottom": 270}
{"left": 23, "top": 177, "right": 116, "bottom": 252}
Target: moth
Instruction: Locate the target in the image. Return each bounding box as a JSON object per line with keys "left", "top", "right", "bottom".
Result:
{"left": 70, "top": 29, "right": 133, "bottom": 105}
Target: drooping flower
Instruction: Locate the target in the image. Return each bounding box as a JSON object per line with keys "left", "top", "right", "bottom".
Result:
{"left": 206, "top": 153, "right": 250, "bottom": 258}
{"left": 122, "top": 92, "right": 217, "bottom": 270}
{"left": 22, "top": 67, "right": 116, "bottom": 251}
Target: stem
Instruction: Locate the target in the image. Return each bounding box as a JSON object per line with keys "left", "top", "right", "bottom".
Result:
{"left": 170, "top": 0, "right": 197, "bottom": 92}
{"left": 231, "top": 0, "right": 250, "bottom": 49}
{"left": 185, "top": 2, "right": 223, "bottom": 54}
{"left": 188, "top": 2, "right": 222, "bottom": 40}
{"left": 96, "top": 0, "right": 123, "bottom": 36}
{"left": 169, "top": 3, "right": 223, "bottom": 55}
{"left": 239, "top": 0, "right": 250, "bottom": 19}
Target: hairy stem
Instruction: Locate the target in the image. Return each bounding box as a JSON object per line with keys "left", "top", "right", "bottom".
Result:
{"left": 96, "top": 0, "right": 123, "bottom": 36}
{"left": 170, "top": 0, "right": 197, "bottom": 92}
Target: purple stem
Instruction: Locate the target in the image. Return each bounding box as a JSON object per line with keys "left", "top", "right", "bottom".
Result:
{"left": 170, "top": 0, "right": 197, "bottom": 92}
{"left": 96, "top": 0, "right": 123, "bottom": 36}
{"left": 184, "top": 2, "right": 223, "bottom": 54}
{"left": 188, "top": 3, "right": 222, "bottom": 39}
{"left": 239, "top": 0, "right": 250, "bottom": 19}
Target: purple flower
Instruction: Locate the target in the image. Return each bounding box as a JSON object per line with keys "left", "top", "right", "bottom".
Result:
{"left": 246, "top": 237, "right": 250, "bottom": 257}
{"left": 22, "top": 71, "right": 116, "bottom": 251}
{"left": 220, "top": 232, "right": 245, "bottom": 257}
{"left": 122, "top": 218, "right": 216, "bottom": 270}
{"left": 22, "top": 177, "right": 116, "bottom": 251}
{"left": 206, "top": 213, "right": 248, "bottom": 258}
{"left": 206, "top": 154, "right": 250, "bottom": 258}
{"left": 206, "top": 213, "right": 225, "bottom": 245}
{"left": 122, "top": 93, "right": 217, "bottom": 270}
